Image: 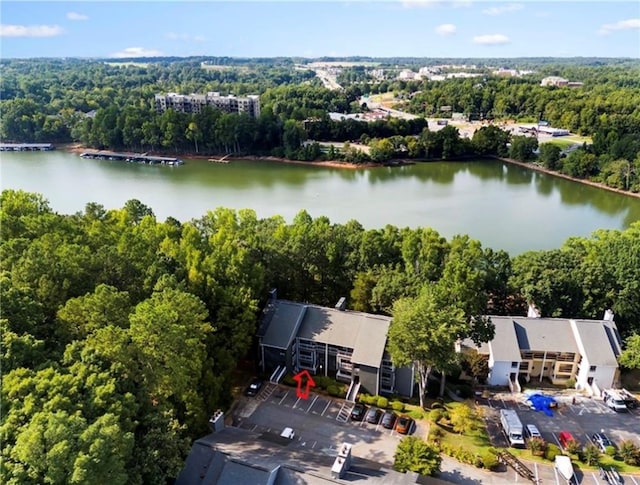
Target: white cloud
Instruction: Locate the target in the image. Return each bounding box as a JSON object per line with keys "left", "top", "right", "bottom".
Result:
{"left": 435, "top": 23, "right": 457, "bottom": 35}
{"left": 598, "top": 18, "right": 640, "bottom": 35}
{"left": 166, "top": 32, "right": 206, "bottom": 42}
{"left": 66, "top": 12, "right": 89, "bottom": 21}
{"left": 473, "top": 34, "right": 510, "bottom": 45}
{"left": 0, "top": 24, "right": 64, "bottom": 37}
{"left": 110, "top": 47, "right": 164, "bottom": 58}
{"left": 482, "top": 3, "right": 523, "bottom": 16}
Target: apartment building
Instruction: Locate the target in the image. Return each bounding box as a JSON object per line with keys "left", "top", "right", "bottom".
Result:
{"left": 458, "top": 309, "right": 623, "bottom": 396}
{"left": 256, "top": 292, "right": 415, "bottom": 398}
{"left": 154, "top": 92, "right": 261, "bottom": 118}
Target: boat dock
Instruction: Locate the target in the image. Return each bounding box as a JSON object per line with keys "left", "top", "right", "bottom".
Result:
{"left": 0, "top": 143, "right": 55, "bottom": 151}
{"left": 80, "top": 150, "right": 184, "bottom": 166}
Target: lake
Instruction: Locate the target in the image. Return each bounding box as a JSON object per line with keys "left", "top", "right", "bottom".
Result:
{"left": 2, "top": 150, "right": 639, "bottom": 254}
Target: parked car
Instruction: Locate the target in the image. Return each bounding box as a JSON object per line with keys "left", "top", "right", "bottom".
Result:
{"left": 244, "top": 377, "right": 264, "bottom": 397}
{"left": 524, "top": 424, "right": 542, "bottom": 441}
{"left": 365, "top": 407, "right": 383, "bottom": 425}
{"left": 280, "top": 427, "right": 295, "bottom": 440}
{"left": 381, "top": 411, "right": 397, "bottom": 430}
{"left": 350, "top": 403, "right": 366, "bottom": 421}
{"left": 558, "top": 430, "right": 578, "bottom": 450}
{"left": 591, "top": 433, "right": 615, "bottom": 452}
{"left": 395, "top": 415, "right": 414, "bottom": 435}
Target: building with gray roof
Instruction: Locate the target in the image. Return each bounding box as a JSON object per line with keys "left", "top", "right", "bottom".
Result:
{"left": 459, "top": 310, "right": 622, "bottom": 395}
{"left": 257, "top": 292, "right": 414, "bottom": 398}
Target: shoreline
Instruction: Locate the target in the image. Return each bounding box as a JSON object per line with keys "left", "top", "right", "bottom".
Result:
{"left": 59, "top": 144, "right": 640, "bottom": 198}
{"left": 494, "top": 156, "right": 640, "bottom": 199}
{"left": 61, "top": 144, "right": 381, "bottom": 170}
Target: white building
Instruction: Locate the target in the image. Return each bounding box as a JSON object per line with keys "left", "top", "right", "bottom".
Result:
{"left": 155, "top": 92, "right": 261, "bottom": 118}
{"left": 458, "top": 310, "right": 622, "bottom": 396}
{"left": 540, "top": 76, "right": 569, "bottom": 87}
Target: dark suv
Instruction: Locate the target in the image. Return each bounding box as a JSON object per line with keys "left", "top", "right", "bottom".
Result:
{"left": 350, "top": 403, "right": 366, "bottom": 421}
{"left": 591, "top": 433, "right": 615, "bottom": 452}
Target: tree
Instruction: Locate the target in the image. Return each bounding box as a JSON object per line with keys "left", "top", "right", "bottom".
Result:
{"left": 471, "top": 125, "right": 510, "bottom": 157}
{"left": 582, "top": 443, "right": 601, "bottom": 466}
{"left": 538, "top": 143, "right": 562, "bottom": 169}
{"left": 460, "top": 350, "right": 489, "bottom": 384}
{"left": 618, "top": 440, "right": 640, "bottom": 466}
{"left": 394, "top": 437, "right": 442, "bottom": 476}
{"left": 509, "top": 135, "right": 538, "bottom": 162}
{"left": 619, "top": 334, "right": 640, "bottom": 369}
{"left": 388, "top": 284, "right": 465, "bottom": 408}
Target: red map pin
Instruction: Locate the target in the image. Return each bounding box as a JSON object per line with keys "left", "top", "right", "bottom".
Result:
{"left": 293, "top": 370, "right": 316, "bottom": 399}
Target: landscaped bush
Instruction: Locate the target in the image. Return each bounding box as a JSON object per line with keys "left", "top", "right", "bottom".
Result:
{"left": 377, "top": 396, "right": 389, "bottom": 408}
{"left": 314, "top": 376, "right": 334, "bottom": 390}
{"left": 358, "top": 393, "right": 373, "bottom": 405}
{"left": 482, "top": 451, "right": 500, "bottom": 471}
{"left": 564, "top": 439, "right": 581, "bottom": 455}
{"left": 391, "top": 400, "right": 405, "bottom": 412}
{"left": 565, "top": 377, "right": 576, "bottom": 388}
{"left": 528, "top": 437, "right": 547, "bottom": 456}
{"left": 544, "top": 443, "right": 561, "bottom": 461}
{"left": 619, "top": 440, "right": 640, "bottom": 466}
{"left": 605, "top": 445, "right": 617, "bottom": 457}
{"left": 429, "top": 408, "right": 444, "bottom": 424}
{"left": 408, "top": 409, "right": 425, "bottom": 420}
{"left": 282, "top": 374, "right": 296, "bottom": 386}
{"left": 327, "top": 385, "right": 345, "bottom": 398}
{"left": 581, "top": 443, "right": 601, "bottom": 466}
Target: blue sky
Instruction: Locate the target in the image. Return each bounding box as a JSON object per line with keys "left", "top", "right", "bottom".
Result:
{"left": 1, "top": 1, "right": 639, "bottom": 59}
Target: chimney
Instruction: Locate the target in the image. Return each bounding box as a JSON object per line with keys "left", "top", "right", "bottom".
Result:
{"left": 527, "top": 303, "right": 541, "bottom": 318}
{"left": 335, "top": 297, "right": 347, "bottom": 311}
{"left": 603, "top": 309, "right": 614, "bottom": 321}
{"left": 209, "top": 410, "right": 225, "bottom": 433}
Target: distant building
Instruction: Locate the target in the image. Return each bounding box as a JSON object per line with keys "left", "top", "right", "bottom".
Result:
{"left": 154, "top": 92, "right": 261, "bottom": 118}
{"left": 540, "top": 76, "right": 582, "bottom": 87}
{"left": 397, "top": 69, "right": 419, "bottom": 80}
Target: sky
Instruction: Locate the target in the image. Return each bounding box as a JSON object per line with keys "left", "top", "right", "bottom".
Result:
{"left": 1, "top": 1, "right": 639, "bottom": 59}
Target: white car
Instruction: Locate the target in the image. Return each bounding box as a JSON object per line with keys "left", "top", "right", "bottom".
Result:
{"left": 280, "top": 427, "right": 295, "bottom": 440}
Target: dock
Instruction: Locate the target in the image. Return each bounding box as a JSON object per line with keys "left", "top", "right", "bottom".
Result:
{"left": 0, "top": 143, "right": 55, "bottom": 151}
{"left": 80, "top": 150, "right": 184, "bottom": 166}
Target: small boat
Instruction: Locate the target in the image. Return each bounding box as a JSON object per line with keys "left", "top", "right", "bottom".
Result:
{"left": 555, "top": 455, "right": 574, "bottom": 484}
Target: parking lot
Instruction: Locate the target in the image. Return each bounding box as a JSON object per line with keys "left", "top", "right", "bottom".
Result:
{"left": 232, "top": 383, "right": 423, "bottom": 466}
{"left": 480, "top": 391, "right": 640, "bottom": 484}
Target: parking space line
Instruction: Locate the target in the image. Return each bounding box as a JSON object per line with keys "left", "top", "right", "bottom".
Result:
{"left": 552, "top": 432, "right": 562, "bottom": 449}
{"left": 321, "top": 400, "right": 331, "bottom": 416}
{"left": 278, "top": 391, "right": 289, "bottom": 405}
{"left": 629, "top": 475, "right": 639, "bottom": 485}
{"left": 500, "top": 399, "right": 507, "bottom": 409}
{"left": 591, "top": 472, "right": 600, "bottom": 484}
{"left": 293, "top": 397, "right": 301, "bottom": 409}
{"left": 533, "top": 462, "right": 538, "bottom": 484}
{"left": 251, "top": 424, "right": 257, "bottom": 431}
{"left": 306, "top": 395, "right": 319, "bottom": 413}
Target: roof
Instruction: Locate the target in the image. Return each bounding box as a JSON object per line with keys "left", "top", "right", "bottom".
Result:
{"left": 259, "top": 300, "right": 306, "bottom": 350}
{"left": 572, "top": 319, "right": 620, "bottom": 367}
{"left": 176, "top": 427, "right": 434, "bottom": 485}
{"left": 485, "top": 317, "right": 522, "bottom": 362}
{"left": 512, "top": 318, "right": 579, "bottom": 354}
{"left": 296, "top": 305, "right": 392, "bottom": 368}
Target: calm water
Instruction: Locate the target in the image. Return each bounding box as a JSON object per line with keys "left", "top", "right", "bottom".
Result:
{"left": 2, "top": 150, "right": 639, "bottom": 254}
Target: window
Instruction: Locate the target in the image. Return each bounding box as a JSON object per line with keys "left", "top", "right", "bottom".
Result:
{"left": 511, "top": 361, "right": 518, "bottom": 368}
{"left": 589, "top": 365, "right": 597, "bottom": 372}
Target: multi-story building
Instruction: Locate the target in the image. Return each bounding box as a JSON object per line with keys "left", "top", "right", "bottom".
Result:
{"left": 458, "top": 309, "right": 623, "bottom": 396}
{"left": 256, "top": 291, "right": 415, "bottom": 398}
{"left": 154, "top": 92, "right": 261, "bottom": 118}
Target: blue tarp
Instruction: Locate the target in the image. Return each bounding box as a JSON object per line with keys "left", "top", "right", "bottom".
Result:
{"left": 527, "top": 394, "right": 557, "bottom": 416}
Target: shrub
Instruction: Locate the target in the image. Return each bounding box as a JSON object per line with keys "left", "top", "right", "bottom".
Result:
{"left": 564, "top": 439, "right": 581, "bottom": 455}
{"left": 605, "top": 445, "right": 617, "bottom": 457}
{"left": 581, "top": 443, "right": 601, "bottom": 466}
{"left": 429, "top": 426, "right": 444, "bottom": 441}
{"left": 282, "top": 374, "right": 296, "bottom": 387}
{"left": 394, "top": 437, "right": 442, "bottom": 476}
{"left": 358, "top": 393, "right": 373, "bottom": 405}
{"left": 429, "top": 409, "right": 444, "bottom": 424}
{"left": 528, "top": 437, "right": 547, "bottom": 456}
{"left": 377, "top": 396, "right": 389, "bottom": 409}
{"left": 448, "top": 404, "right": 476, "bottom": 434}
{"left": 565, "top": 377, "right": 576, "bottom": 388}
{"left": 408, "top": 409, "right": 425, "bottom": 420}
{"left": 482, "top": 452, "right": 500, "bottom": 471}
{"left": 327, "top": 385, "right": 344, "bottom": 398}
{"left": 314, "top": 376, "right": 333, "bottom": 390}
{"left": 544, "top": 444, "right": 561, "bottom": 461}
{"left": 391, "top": 400, "right": 405, "bottom": 412}
{"left": 619, "top": 440, "right": 640, "bottom": 466}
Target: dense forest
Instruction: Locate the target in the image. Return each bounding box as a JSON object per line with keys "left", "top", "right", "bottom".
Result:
{"left": 1, "top": 58, "right": 639, "bottom": 191}
{"left": 2, "top": 189, "right": 640, "bottom": 483}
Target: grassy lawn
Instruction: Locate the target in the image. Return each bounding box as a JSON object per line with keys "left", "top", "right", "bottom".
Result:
{"left": 428, "top": 401, "right": 492, "bottom": 455}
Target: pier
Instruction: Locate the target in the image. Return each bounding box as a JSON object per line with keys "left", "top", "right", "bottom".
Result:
{"left": 0, "top": 143, "right": 55, "bottom": 151}
{"left": 80, "top": 150, "right": 184, "bottom": 166}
